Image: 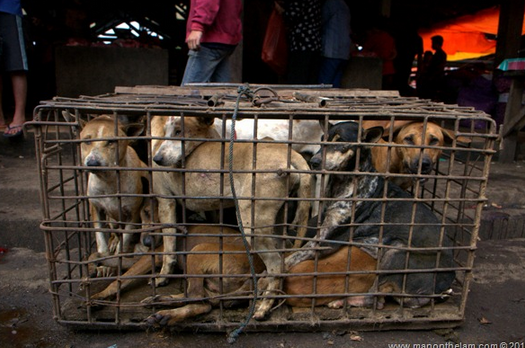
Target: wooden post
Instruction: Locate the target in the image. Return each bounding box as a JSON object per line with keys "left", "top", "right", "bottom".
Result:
{"left": 496, "top": 0, "right": 525, "bottom": 162}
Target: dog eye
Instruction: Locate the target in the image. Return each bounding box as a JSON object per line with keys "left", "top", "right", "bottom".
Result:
{"left": 403, "top": 135, "right": 414, "bottom": 145}
{"left": 429, "top": 137, "right": 439, "bottom": 145}
{"left": 106, "top": 140, "right": 116, "bottom": 146}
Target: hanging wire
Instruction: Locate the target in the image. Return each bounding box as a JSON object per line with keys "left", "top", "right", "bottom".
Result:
{"left": 226, "top": 85, "right": 259, "bottom": 344}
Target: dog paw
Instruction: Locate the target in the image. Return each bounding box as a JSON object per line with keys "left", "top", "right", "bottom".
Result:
{"left": 96, "top": 265, "right": 115, "bottom": 278}
{"left": 141, "top": 295, "right": 160, "bottom": 306}
{"left": 327, "top": 299, "right": 345, "bottom": 309}
{"left": 144, "top": 312, "right": 172, "bottom": 328}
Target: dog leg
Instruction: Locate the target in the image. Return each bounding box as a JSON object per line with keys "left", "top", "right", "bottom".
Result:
{"left": 91, "top": 246, "right": 163, "bottom": 301}
{"left": 251, "top": 237, "right": 281, "bottom": 321}
{"left": 235, "top": 194, "right": 283, "bottom": 321}
{"left": 91, "top": 204, "right": 110, "bottom": 256}
{"left": 290, "top": 171, "right": 313, "bottom": 249}
{"left": 285, "top": 207, "right": 346, "bottom": 269}
{"left": 156, "top": 197, "right": 178, "bottom": 286}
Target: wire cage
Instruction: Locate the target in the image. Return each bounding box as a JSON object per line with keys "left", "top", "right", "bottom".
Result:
{"left": 30, "top": 85, "right": 498, "bottom": 333}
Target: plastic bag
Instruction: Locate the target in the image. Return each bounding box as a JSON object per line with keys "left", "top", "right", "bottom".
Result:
{"left": 261, "top": 8, "right": 288, "bottom": 75}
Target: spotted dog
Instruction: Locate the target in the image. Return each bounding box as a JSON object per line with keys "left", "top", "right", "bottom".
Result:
{"left": 285, "top": 121, "right": 456, "bottom": 308}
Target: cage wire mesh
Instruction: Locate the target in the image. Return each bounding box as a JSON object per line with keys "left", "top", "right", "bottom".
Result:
{"left": 29, "top": 85, "right": 497, "bottom": 332}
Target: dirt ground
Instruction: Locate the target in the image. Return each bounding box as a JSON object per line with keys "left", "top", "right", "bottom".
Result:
{"left": 1, "top": 130, "right": 524, "bottom": 348}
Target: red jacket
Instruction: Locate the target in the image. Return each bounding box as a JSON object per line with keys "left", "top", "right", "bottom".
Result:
{"left": 186, "top": 0, "right": 243, "bottom": 45}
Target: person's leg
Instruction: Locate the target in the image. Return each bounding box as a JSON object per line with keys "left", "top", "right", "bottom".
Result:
{"left": 0, "top": 75, "right": 5, "bottom": 128}
{"left": 209, "top": 46, "right": 236, "bottom": 83}
{"left": 2, "top": 13, "right": 28, "bottom": 135}
{"left": 287, "top": 51, "right": 311, "bottom": 84}
{"left": 10, "top": 71, "right": 27, "bottom": 127}
{"left": 181, "top": 46, "right": 223, "bottom": 85}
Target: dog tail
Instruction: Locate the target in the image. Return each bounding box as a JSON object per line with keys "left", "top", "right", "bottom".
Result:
{"left": 290, "top": 155, "right": 313, "bottom": 249}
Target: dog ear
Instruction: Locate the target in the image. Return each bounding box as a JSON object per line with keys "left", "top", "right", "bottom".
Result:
{"left": 61, "top": 110, "right": 86, "bottom": 135}
{"left": 124, "top": 116, "right": 147, "bottom": 137}
{"left": 440, "top": 127, "right": 472, "bottom": 144}
{"left": 318, "top": 119, "right": 334, "bottom": 134}
{"left": 381, "top": 120, "right": 413, "bottom": 139}
{"left": 362, "top": 126, "right": 384, "bottom": 144}
{"left": 197, "top": 116, "right": 215, "bottom": 126}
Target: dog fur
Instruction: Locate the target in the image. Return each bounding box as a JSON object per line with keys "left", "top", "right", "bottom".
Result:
{"left": 150, "top": 115, "right": 313, "bottom": 320}
{"left": 79, "top": 115, "right": 148, "bottom": 256}
{"left": 362, "top": 120, "right": 468, "bottom": 189}
{"left": 285, "top": 121, "right": 456, "bottom": 308}
{"left": 214, "top": 118, "right": 323, "bottom": 158}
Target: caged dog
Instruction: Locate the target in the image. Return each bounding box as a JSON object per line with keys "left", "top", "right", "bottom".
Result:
{"left": 77, "top": 115, "right": 148, "bottom": 257}
{"left": 285, "top": 121, "right": 456, "bottom": 308}
{"left": 362, "top": 120, "right": 469, "bottom": 189}
{"left": 149, "top": 115, "right": 313, "bottom": 320}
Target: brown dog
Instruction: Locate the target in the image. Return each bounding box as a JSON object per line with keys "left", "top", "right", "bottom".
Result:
{"left": 363, "top": 120, "right": 468, "bottom": 189}
{"left": 90, "top": 225, "right": 252, "bottom": 301}
{"left": 150, "top": 115, "right": 313, "bottom": 320}
{"left": 79, "top": 115, "right": 148, "bottom": 256}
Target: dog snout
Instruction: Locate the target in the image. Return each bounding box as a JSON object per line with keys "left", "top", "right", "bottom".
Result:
{"left": 420, "top": 157, "right": 433, "bottom": 174}
{"left": 85, "top": 156, "right": 101, "bottom": 167}
{"left": 408, "top": 156, "right": 433, "bottom": 175}
{"left": 153, "top": 153, "right": 164, "bottom": 166}
{"left": 310, "top": 153, "right": 322, "bottom": 169}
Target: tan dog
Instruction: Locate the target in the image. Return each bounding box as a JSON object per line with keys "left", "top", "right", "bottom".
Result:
{"left": 363, "top": 120, "right": 467, "bottom": 189}
{"left": 79, "top": 115, "right": 147, "bottom": 256}
{"left": 150, "top": 115, "right": 313, "bottom": 320}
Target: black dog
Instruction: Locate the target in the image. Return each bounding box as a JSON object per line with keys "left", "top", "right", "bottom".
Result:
{"left": 285, "top": 121, "right": 455, "bottom": 308}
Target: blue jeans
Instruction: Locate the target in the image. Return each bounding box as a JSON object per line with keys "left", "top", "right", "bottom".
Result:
{"left": 181, "top": 44, "right": 236, "bottom": 85}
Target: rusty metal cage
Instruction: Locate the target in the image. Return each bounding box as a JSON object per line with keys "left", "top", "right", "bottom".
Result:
{"left": 30, "top": 85, "right": 498, "bottom": 333}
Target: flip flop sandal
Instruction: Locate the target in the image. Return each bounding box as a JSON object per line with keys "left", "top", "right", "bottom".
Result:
{"left": 3, "top": 124, "right": 24, "bottom": 138}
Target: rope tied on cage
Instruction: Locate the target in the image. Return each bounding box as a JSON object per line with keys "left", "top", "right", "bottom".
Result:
{"left": 226, "top": 84, "right": 259, "bottom": 344}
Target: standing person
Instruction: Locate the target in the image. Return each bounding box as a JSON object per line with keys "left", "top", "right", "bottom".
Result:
{"left": 280, "top": 0, "right": 322, "bottom": 85}
{"left": 181, "top": 0, "right": 243, "bottom": 85}
{"left": 418, "top": 35, "right": 447, "bottom": 100}
{"left": 0, "top": 0, "right": 28, "bottom": 138}
{"left": 318, "top": 0, "right": 352, "bottom": 88}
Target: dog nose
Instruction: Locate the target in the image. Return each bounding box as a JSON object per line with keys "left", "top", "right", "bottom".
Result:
{"left": 153, "top": 153, "right": 163, "bottom": 165}
{"left": 86, "top": 157, "right": 101, "bottom": 167}
{"left": 310, "top": 155, "right": 322, "bottom": 169}
{"left": 421, "top": 158, "right": 433, "bottom": 173}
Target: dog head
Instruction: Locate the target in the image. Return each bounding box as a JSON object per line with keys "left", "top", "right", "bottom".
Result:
{"left": 152, "top": 116, "right": 216, "bottom": 167}
{"left": 79, "top": 115, "right": 144, "bottom": 170}
{"left": 388, "top": 121, "right": 463, "bottom": 176}
{"left": 310, "top": 121, "right": 383, "bottom": 171}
